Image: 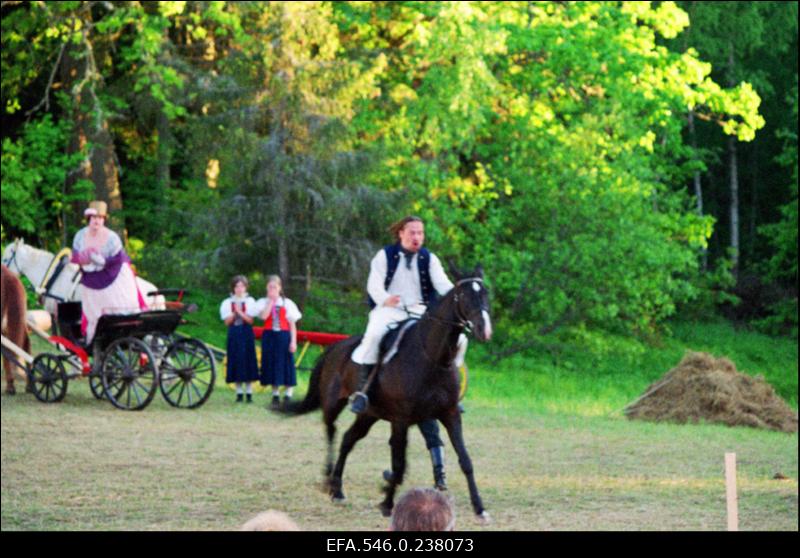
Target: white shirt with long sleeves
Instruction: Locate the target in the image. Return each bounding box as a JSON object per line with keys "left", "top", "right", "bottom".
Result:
{"left": 220, "top": 295, "right": 259, "bottom": 322}
{"left": 254, "top": 297, "right": 302, "bottom": 323}
{"left": 367, "top": 248, "right": 453, "bottom": 309}
{"left": 353, "top": 247, "right": 460, "bottom": 365}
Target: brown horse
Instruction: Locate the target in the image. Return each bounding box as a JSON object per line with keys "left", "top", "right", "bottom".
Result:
{"left": 280, "top": 265, "right": 493, "bottom": 522}
{"left": 1, "top": 264, "right": 30, "bottom": 394}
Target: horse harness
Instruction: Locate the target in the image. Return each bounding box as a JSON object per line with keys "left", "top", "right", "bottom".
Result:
{"left": 3, "top": 242, "right": 80, "bottom": 304}
{"left": 38, "top": 248, "right": 81, "bottom": 303}
{"left": 381, "top": 277, "right": 487, "bottom": 368}
{"left": 404, "top": 277, "right": 488, "bottom": 333}
{"left": 2, "top": 241, "right": 20, "bottom": 270}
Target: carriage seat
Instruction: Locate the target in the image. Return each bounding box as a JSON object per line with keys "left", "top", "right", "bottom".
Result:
{"left": 56, "top": 301, "right": 85, "bottom": 346}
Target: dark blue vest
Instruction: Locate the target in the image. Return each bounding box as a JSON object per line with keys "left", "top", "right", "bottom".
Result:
{"left": 368, "top": 244, "right": 438, "bottom": 309}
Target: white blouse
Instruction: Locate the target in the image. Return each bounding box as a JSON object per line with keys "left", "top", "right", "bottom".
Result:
{"left": 219, "top": 295, "right": 259, "bottom": 322}
{"left": 254, "top": 296, "right": 302, "bottom": 323}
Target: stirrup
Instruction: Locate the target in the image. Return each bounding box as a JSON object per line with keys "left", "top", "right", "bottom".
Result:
{"left": 349, "top": 391, "right": 369, "bottom": 414}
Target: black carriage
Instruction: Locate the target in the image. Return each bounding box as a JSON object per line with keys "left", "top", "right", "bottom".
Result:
{"left": 28, "top": 293, "right": 216, "bottom": 411}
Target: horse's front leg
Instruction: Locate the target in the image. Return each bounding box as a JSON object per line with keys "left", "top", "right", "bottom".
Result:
{"left": 322, "top": 396, "right": 348, "bottom": 485}
{"left": 329, "top": 414, "right": 378, "bottom": 502}
{"left": 380, "top": 422, "right": 409, "bottom": 517}
{"left": 440, "top": 410, "right": 490, "bottom": 524}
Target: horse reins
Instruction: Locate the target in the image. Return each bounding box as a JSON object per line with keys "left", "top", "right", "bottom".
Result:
{"left": 3, "top": 243, "right": 81, "bottom": 304}
{"left": 404, "top": 277, "right": 487, "bottom": 332}
{"left": 38, "top": 247, "right": 74, "bottom": 299}
{"left": 452, "top": 277, "right": 489, "bottom": 331}
{"left": 2, "top": 242, "right": 19, "bottom": 271}
{"left": 412, "top": 279, "right": 486, "bottom": 365}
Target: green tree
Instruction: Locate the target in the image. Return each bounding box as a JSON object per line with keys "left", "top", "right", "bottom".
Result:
{"left": 672, "top": 1, "right": 797, "bottom": 278}
{"left": 1, "top": 113, "right": 92, "bottom": 246}
{"left": 344, "top": 1, "right": 763, "bottom": 350}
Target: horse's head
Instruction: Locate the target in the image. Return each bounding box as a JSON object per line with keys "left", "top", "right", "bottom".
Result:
{"left": 450, "top": 264, "right": 493, "bottom": 342}
{"left": 1, "top": 239, "right": 24, "bottom": 275}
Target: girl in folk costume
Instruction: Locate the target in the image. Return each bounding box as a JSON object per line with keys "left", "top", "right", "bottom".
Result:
{"left": 220, "top": 275, "right": 259, "bottom": 402}
{"left": 257, "top": 275, "right": 302, "bottom": 408}
{"left": 70, "top": 200, "right": 148, "bottom": 343}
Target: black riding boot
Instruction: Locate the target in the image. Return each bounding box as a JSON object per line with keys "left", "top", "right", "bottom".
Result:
{"left": 382, "top": 446, "right": 447, "bottom": 490}
{"left": 349, "top": 363, "right": 373, "bottom": 414}
{"left": 430, "top": 446, "right": 447, "bottom": 491}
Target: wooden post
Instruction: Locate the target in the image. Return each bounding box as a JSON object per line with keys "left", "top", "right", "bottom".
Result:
{"left": 725, "top": 452, "right": 739, "bottom": 531}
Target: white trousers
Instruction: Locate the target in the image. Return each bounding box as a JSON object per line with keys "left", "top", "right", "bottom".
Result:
{"left": 351, "top": 304, "right": 468, "bottom": 367}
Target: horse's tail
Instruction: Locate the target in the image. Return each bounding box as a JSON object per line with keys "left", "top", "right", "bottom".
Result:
{"left": 278, "top": 352, "right": 326, "bottom": 416}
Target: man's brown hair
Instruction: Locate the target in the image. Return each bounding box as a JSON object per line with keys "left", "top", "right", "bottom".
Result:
{"left": 390, "top": 488, "right": 455, "bottom": 531}
{"left": 388, "top": 216, "right": 424, "bottom": 241}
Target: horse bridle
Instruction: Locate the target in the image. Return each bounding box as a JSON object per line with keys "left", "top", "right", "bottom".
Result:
{"left": 2, "top": 241, "right": 20, "bottom": 272}
{"left": 411, "top": 277, "right": 488, "bottom": 365}
{"left": 451, "top": 277, "right": 489, "bottom": 333}
{"left": 407, "top": 278, "right": 487, "bottom": 332}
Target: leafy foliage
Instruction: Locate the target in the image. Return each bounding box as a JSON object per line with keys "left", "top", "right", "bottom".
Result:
{"left": 2, "top": 1, "right": 794, "bottom": 353}
{"left": 1, "top": 112, "right": 92, "bottom": 244}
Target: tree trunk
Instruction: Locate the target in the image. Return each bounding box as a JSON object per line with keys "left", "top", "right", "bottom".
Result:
{"left": 156, "top": 107, "right": 172, "bottom": 225}
{"left": 728, "top": 134, "right": 740, "bottom": 276}
{"left": 277, "top": 210, "right": 290, "bottom": 285}
{"left": 61, "top": 20, "right": 124, "bottom": 236}
{"left": 727, "top": 47, "right": 740, "bottom": 277}
{"left": 749, "top": 141, "right": 760, "bottom": 264}
{"left": 688, "top": 110, "right": 708, "bottom": 270}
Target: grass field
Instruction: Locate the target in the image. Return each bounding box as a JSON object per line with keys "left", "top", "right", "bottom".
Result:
{"left": 1, "top": 319, "right": 797, "bottom": 531}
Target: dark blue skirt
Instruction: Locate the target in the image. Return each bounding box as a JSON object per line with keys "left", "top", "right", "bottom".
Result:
{"left": 226, "top": 324, "right": 259, "bottom": 383}
{"left": 260, "top": 330, "right": 296, "bottom": 387}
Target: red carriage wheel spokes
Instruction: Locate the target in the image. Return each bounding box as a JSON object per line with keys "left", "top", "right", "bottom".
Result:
{"left": 29, "top": 353, "right": 68, "bottom": 403}
{"left": 159, "top": 338, "right": 216, "bottom": 409}
{"left": 101, "top": 336, "right": 159, "bottom": 411}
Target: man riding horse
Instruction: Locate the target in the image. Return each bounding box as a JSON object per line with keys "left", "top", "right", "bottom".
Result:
{"left": 349, "top": 215, "right": 468, "bottom": 490}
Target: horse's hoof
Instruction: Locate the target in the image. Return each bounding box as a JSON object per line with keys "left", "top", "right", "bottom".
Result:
{"left": 379, "top": 502, "right": 393, "bottom": 517}
{"left": 5, "top": 386, "right": 16, "bottom": 395}
{"left": 475, "top": 511, "right": 491, "bottom": 525}
{"left": 331, "top": 493, "right": 346, "bottom": 503}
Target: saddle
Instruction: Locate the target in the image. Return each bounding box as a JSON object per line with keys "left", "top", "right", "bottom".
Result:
{"left": 378, "top": 318, "right": 419, "bottom": 365}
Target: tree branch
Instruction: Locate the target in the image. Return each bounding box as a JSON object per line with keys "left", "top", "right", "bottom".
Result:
{"left": 25, "top": 41, "right": 66, "bottom": 117}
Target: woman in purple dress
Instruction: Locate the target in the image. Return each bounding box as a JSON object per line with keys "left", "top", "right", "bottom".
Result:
{"left": 70, "top": 200, "right": 147, "bottom": 342}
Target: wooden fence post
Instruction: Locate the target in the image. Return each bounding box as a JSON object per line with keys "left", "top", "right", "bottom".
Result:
{"left": 725, "top": 452, "right": 738, "bottom": 531}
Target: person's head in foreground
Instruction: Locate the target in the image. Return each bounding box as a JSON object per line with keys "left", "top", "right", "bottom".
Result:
{"left": 389, "top": 487, "right": 456, "bottom": 531}
{"left": 241, "top": 510, "right": 301, "bottom": 531}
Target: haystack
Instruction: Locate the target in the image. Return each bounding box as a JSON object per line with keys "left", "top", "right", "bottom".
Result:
{"left": 625, "top": 351, "right": 798, "bottom": 433}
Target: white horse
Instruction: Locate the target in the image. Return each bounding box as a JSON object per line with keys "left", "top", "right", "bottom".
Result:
{"left": 2, "top": 239, "right": 165, "bottom": 319}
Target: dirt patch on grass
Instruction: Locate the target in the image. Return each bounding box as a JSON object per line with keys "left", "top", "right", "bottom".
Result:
{"left": 625, "top": 351, "right": 798, "bottom": 433}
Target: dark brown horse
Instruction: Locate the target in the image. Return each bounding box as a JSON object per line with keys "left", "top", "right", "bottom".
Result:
{"left": 1, "top": 264, "right": 30, "bottom": 394}
{"left": 281, "top": 265, "right": 493, "bottom": 522}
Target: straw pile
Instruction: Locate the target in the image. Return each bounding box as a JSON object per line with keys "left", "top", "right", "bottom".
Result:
{"left": 625, "top": 351, "right": 797, "bottom": 433}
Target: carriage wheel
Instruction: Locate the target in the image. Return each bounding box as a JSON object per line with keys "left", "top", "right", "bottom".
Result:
{"left": 145, "top": 332, "right": 173, "bottom": 362}
{"left": 89, "top": 373, "right": 107, "bottom": 400}
{"left": 101, "top": 337, "right": 159, "bottom": 411}
{"left": 29, "top": 353, "right": 68, "bottom": 403}
{"left": 159, "top": 338, "right": 216, "bottom": 409}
